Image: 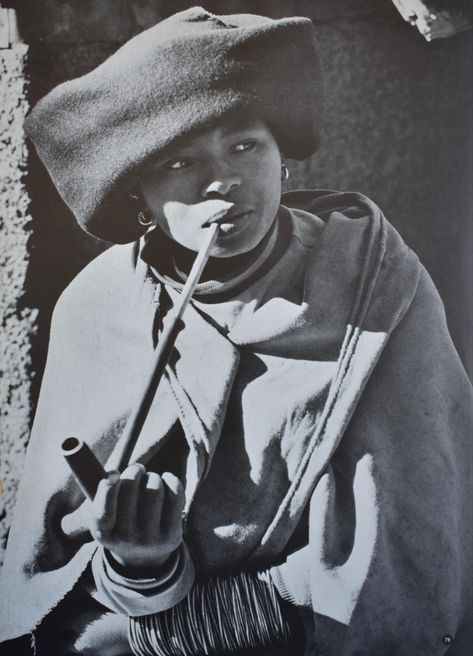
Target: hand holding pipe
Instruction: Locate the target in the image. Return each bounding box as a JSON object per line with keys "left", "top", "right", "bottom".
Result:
{"left": 62, "top": 436, "right": 107, "bottom": 501}
{"left": 62, "top": 221, "right": 221, "bottom": 498}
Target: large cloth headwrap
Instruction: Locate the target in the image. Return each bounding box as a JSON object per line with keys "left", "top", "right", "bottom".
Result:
{"left": 0, "top": 192, "right": 471, "bottom": 655}
{"left": 24, "top": 7, "right": 322, "bottom": 243}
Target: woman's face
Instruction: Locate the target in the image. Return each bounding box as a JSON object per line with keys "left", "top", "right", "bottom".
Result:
{"left": 139, "top": 117, "right": 282, "bottom": 258}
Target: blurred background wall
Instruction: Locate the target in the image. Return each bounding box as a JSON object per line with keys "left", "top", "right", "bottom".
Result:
{"left": 0, "top": 0, "right": 471, "bottom": 562}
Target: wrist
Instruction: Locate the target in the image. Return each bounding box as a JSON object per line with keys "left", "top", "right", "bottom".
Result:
{"left": 91, "top": 543, "right": 195, "bottom": 616}
{"left": 107, "top": 545, "right": 180, "bottom": 580}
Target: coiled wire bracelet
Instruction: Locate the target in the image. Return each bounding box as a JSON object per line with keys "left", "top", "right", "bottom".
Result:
{"left": 128, "top": 569, "right": 292, "bottom": 656}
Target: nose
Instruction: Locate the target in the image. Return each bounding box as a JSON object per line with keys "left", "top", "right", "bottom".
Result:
{"left": 202, "top": 174, "right": 241, "bottom": 199}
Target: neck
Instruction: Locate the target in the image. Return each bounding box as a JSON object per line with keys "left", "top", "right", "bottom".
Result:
{"left": 172, "top": 217, "right": 278, "bottom": 283}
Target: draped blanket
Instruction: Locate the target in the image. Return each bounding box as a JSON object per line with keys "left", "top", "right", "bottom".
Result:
{"left": 0, "top": 190, "right": 471, "bottom": 655}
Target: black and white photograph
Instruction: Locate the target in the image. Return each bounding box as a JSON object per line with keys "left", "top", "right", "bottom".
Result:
{"left": 0, "top": 1, "right": 472, "bottom": 654}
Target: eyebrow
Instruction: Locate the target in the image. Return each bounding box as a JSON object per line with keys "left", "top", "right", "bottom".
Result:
{"left": 152, "top": 122, "right": 264, "bottom": 166}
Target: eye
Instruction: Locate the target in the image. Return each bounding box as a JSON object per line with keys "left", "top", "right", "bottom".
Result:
{"left": 164, "top": 158, "right": 194, "bottom": 171}
{"left": 232, "top": 139, "right": 257, "bottom": 153}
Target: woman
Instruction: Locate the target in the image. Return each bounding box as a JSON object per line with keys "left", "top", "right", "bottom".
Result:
{"left": 0, "top": 7, "right": 471, "bottom": 656}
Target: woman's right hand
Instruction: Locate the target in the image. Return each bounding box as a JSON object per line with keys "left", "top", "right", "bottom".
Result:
{"left": 87, "top": 464, "right": 185, "bottom": 573}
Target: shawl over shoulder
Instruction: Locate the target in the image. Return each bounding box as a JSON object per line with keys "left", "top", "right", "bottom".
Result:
{"left": 0, "top": 190, "right": 471, "bottom": 655}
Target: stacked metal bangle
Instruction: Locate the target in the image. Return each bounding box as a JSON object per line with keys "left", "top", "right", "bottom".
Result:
{"left": 128, "top": 569, "right": 292, "bottom": 655}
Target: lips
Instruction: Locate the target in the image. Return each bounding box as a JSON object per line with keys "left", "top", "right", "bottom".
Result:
{"left": 204, "top": 203, "right": 254, "bottom": 226}
{"left": 220, "top": 203, "right": 253, "bottom": 221}
{"left": 213, "top": 205, "right": 253, "bottom": 238}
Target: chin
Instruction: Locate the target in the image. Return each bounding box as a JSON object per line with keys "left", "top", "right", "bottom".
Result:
{"left": 211, "top": 230, "right": 265, "bottom": 259}
{"left": 211, "top": 242, "right": 257, "bottom": 259}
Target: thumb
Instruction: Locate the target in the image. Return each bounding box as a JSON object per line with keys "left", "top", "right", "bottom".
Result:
{"left": 61, "top": 500, "right": 91, "bottom": 538}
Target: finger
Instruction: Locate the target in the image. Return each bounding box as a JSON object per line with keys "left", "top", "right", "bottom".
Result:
{"left": 115, "top": 463, "right": 147, "bottom": 534}
{"left": 343, "top": 454, "right": 378, "bottom": 586}
{"left": 90, "top": 470, "right": 120, "bottom": 539}
{"left": 160, "top": 472, "right": 185, "bottom": 538}
{"left": 121, "top": 462, "right": 147, "bottom": 481}
{"left": 146, "top": 471, "right": 164, "bottom": 492}
{"left": 61, "top": 501, "right": 90, "bottom": 537}
{"left": 308, "top": 466, "right": 336, "bottom": 564}
{"left": 161, "top": 471, "right": 184, "bottom": 498}
{"left": 142, "top": 472, "right": 165, "bottom": 536}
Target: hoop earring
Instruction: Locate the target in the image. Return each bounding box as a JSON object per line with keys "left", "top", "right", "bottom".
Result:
{"left": 129, "top": 191, "right": 154, "bottom": 227}
{"left": 138, "top": 208, "right": 154, "bottom": 227}
{"left": 281, "top": 164, "right": 290, "bottom": 183}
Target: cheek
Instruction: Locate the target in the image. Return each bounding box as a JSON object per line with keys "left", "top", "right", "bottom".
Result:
{"left": 139, "top": 180, "right": 165, "bottom": 219}
{"left": 255, "top": 167, "right": 281, "bottom": 213}
{"left": 252, "top": 150, "right": 281, "bottom": 193}
{"left": 140, "top": 175, "right": 199, "bottom": 217}
{"left": 155, "top": 202, "right": 193, "bottom": 238}
{"left": 164, "top": 201, "right": 191, "bottom": 221}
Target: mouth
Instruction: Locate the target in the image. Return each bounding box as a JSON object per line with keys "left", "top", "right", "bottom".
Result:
{"left": 205, "top": 203, "right": 253, "bottom": 236}
{"left": 215, "top": 212, "right": 252, "bottom": 237}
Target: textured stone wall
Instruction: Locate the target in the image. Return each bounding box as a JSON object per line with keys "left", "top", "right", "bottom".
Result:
{"left": 0, "top": 35, "right": 34, "bottom": 564}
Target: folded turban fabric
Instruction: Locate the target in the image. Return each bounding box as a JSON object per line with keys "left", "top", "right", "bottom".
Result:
{"left": 24, "top": 7, "right": 323, "bottom": 243}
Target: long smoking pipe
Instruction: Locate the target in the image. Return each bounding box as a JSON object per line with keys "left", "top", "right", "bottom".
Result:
{"left": 62, "top": 221, "right": 220, "bottom": 500}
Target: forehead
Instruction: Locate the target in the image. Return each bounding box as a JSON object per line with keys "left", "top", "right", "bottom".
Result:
{"left": 163, "top": 115, "right": 271, "bottom": 154}
{"left": 208, "top": 114, "right": 269, "bottom": 136}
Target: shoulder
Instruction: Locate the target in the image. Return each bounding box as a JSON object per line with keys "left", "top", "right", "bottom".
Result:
{"left": 52, "top": 242, "right": 140, "bottom": 328}
{"left": 282, "top": 188, "right": 381, "bottom": 219}
{"left": 283, "top": 188, "right": 418, "bottom": 272}
{"left": 283, "top": 189, "right": 424, "bottom": 335}
{"left": 282, "top": 206, "right": 325, "bottom": 249}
